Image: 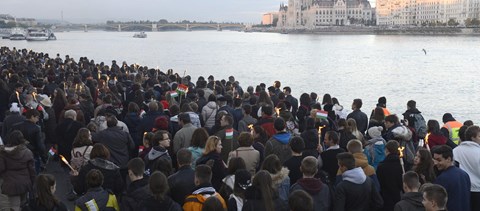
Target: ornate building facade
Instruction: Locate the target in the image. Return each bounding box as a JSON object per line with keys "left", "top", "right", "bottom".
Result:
{"left": 277, "top": 0, "right": 375, "bottom": 29}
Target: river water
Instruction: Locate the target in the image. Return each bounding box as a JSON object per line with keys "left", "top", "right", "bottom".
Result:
{"left": 1, "top": 31, "right": 479, "bottom": 122}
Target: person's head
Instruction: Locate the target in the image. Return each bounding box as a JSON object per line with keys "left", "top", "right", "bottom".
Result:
{"left": 149, "top": 171, "right": 169, "bottom": 201}
{"left": 26, "top": 109, "right": 40, "bottom": 123}
{"left": 299, "top": 93, "right": 311, "bottom": 106}
{"left": 204, "top": 136, "right": 222, "bottom": 154}
{"left": 233, "top": 169, "right": 252, "bottom": 196}
{"left": 177, "top": 148, "right": 192, "bottom": 167}
{"left": 301, "top": 156, "right": 318, "bottom": 178}
{"left": 86, "top": 169, "right": 104, "bottom": 188}
{"left": 127, "top": 102, "right": 140, "bottom": 113}
{"left": 385, "top": 140, "right": 400, "bottom": 155}
{"left": 148, "top": 101, "right": 158, "bottom": 112}
{"left": 73, "top": 128, "right": 93, "bottom": 148}
{"left": 346, "top": 118, "right": 359, "bottom": 132}
{"left": 403, "top": 171, "right": 420, "bottom": 193}
{"left": 368, "top": 126, "right": 383, "bottom": 139}
{"left": 64, "top": 109, "right": 77, "bottom": 120}
{"left": 372, "top": 107, "right": 385, "bottom": 122}
{"left": 252, "top": 170, "right": 275, "bottom": 211}
{"left": 351, "top": 98, "right": 362, "bottom": 110}
{"left": 442, "top": 113, "right": 455, "bottom": 123}
{"left": 290, "top": 136, "right": 305, "bottom": 154}
{"left": 407, "top": 100, "right": 416, "bottom": 110}
{"left": 195, "top": 164, "right": 212, "bottom": 186}
{"left": 238, "top": 132, "right": 254, "bottom": 147}
{"left": 191, "top": 128, "right": 209, "bottom": 148}
{"left": 261, "top": 104, "right": 273, "bottom": 116}
{"left": 337, "top": 152, "right": 356, "bottom": 172}
{"left": 152, "top": 130, "right": 171, "bottom": 148}
{"left": 427, "top": 120, "right": 441, "bottom": 134}
{"left": 385, "top": 114, "right": 399, "bottom": 129}
{"left": 346, "top": 139, "right": 363, "bottom": 153}
{"left": 378, "top": 96, "right": 387, "bottom": 107}
{"left": 283, "top": 86, "right": 291, "bottom": 95}
{"left": 325, "top": 131, "right": 339, "bottom": 147}
{"left": 128, "top": 157, "right": 145, "bottom": 181}
{"left": 289, "top": 190, "right": 313, "bottom": 211}
{"left": 202, "top": 196, "right": 224, "bottom": 211}
{"left": 227, "top": 157, "right": 247, "bottom": 175}
{"left": 431, "top": 145, "right": 453, "bottom": 171}
{"left": 261, "top": 154, "right": 282, "bottom": 174}
{"left": 106, "top": 114, "right": 118, "bottom": 128}
{"left": 6, "top": 130, "right": 27, "bottom": 147}
{"left": 274, "top": 117, "right": 286, "bottom": 132}
{"left": 322, "top": 93, "right": 332, "bottom": 105}
{"left": 242, "top": 104, "right": 252, "bottom": 116}
{"left": 90, "top": 143, "right": 110, "bottom": 159}
{"left": 220, "top": 114, "right": 233, "bottom": 127}
{"left": 422, "top": 184, "right": 448, "bottom": 211}
{"left": 151, "top": 158, "right": 173, "bottom": 177}
{"left": 459, "top": 125, "right": 469, "bottom": 142}
{"left": 34, "top": 174, "right": 58, "bottom": 209}
{"left": 465, "top": 125, "right": 480, "bottom": 143}
{"left": 178, "top": 112, "right": 191, "bottom": 125}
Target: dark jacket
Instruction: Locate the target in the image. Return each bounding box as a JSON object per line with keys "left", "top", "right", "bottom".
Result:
{"left": 43, "top": 106, "right": 57, "bottom": 145}
{"left": 214, "top": 127, "right": 240, "bottom": 163}
{"left": 121, "top": 177, "right": 150, "bottom": 211}
{"left": 1, "top": 112, "right": 26, "bottom": 140}
{"left": 265, "top": 132, "right": 292, "bottom": 164}
{"left": 124, "top": 112, "right": 142, "bottom": 146}
{"left": 393, "top": 192, "right": 424, "bottom": 211}
{"left": 320, "top": 146, "right": 345, "bottom": 186}
{"left": 12, "top": 120, "right": 46, "bottom": 161}
{"left": 144, "top": 146, "right": 172, "bottom": 174}
{"left": 141, "top": 195, "right": 182, "bottom": 211}
{"left": 24, "top": 197, "right": 68, "bottom": 211}
{"left": 59, "top": 103, "right": 86, "bottom": 125}
{"left": 291, "top": 178, "right": 331, "bottom": 211}
{"left": 74, "top": 158, "right": 124, "bottom": 196}
{"left": 75, "top": 187, "right": 119, "bottom": 211}
{"left": 347, "top": 109, "right": 369, "bottom": 134}
{"left": 376, "top": 154, "right": 404, "bottom": 211}
{"left": 92, "top": 126, "right": 135, "bottom": 169}
{"left": 338, "top": 128, "right": 357, "bottom": 151}
{"left": 55, "top": 118, "right": 83, "bottom": 161}
{"left": 242, "top": 186, "right": 288, "bottom": 211}
{"left": 335, "top": 167, "right": 383, "bottom": 211}
{"left": 283, "top": 155, "right": 304, "bottom": 186}
{"left": 301, "top": 128, "right": 320, "bottom": 157}
{"left": 0, "top": 144, "right": 35, "bottom": 196}
{"left": 434, "top": 165, "right": 471, "bottom": 211}
{"left": 196, "top": 152, "right": 227, "bottom": 191}
{"left": 168, "top": 165, "right": 196, "bottom": 205}
{"left": 137, "top": 111, "right": 165, "bottom": 137}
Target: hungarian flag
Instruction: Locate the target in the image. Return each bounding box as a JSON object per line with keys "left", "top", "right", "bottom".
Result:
{"left": 316, "top": 110, "right": 328, "bottom": 119}
{"left": 226, "top": 128, "right": 234, "bottom": 139}
{"left": 176, "top": 84, "right": 188, "bottom": 95}
{"left": 169, "top": 91, "right": 179, "bottom": 98}
{"left": 48, "top": 147, "right": 57, "bottom": 156}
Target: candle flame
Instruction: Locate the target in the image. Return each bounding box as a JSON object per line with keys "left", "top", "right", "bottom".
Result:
{"left": 425, "top": 133, "right": 430, "bottom": 145}
{"left": 398, "top": 146, "right": 405, "bottom": 158}
{"left": 248, "top": 124, "right": 254, "bottom": 130}
{"left": 275, "top": 107, "right": 280, "bottom": 116}
{"left": 318, "top": 125, "right": 325, "bottom": 133}
{"left": 60, "top": 155, "right": 69, "bottom": 165}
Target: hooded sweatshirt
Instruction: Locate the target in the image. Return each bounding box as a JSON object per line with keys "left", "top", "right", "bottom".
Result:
{"left": 265, "top": 132, "right": 292, "bottom": 164}
{"left": 270, "top": 167, "right": 290, "bottom": 203}
{"left": 0, "top": 144, "right": 35, "bottom": 196}
{"left": 364, "top": 136, "right": 386, "bottom": 170}
{"left": 145, "top": 146, "right": 171, "bottom": 174}
{"left": 202, "top": 101, "right": 218, "bottom": 129}
{"left": 291, "top": 178, "right": 331, "bottom": 211}
{"left": 393, "top": 192, "right": 424, "bottom": 211}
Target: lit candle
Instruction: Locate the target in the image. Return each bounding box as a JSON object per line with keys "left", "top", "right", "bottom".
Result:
{"left": 60, "top": 155, "right": 75, "bottom": 172}
{"left": 425, "top": 133, "right": 431, "bottom": 151}
{"left": 398, "top": 146, "right": 405, "bottom": 174}
{"left": 248, "top": 124, "right": 254, "bottom": 130}
{"left": 15, "top": 91, "right": 21, "bottom": 105}
{"left": 275, "top": 107, "right": 280, "bottom": 116}
{"left": 32, "top": 92, "right": 37, "bottom": 102}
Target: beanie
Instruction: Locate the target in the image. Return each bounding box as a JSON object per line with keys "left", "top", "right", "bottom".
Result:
{"left": 154, "top": 116, "right": 169, "bottom": 130}
{"left": 368, "top": 126, "right": 383, "bottom": 138}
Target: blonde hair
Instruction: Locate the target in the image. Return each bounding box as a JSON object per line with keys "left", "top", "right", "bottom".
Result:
{"left": 204, "top": 136, "right": 221, "bottom": 155}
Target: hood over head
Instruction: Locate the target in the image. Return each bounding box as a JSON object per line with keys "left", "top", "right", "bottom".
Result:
{"left": 342, "top": 167, "right": 367, "bottom": 184}
{"left": 272, "top": 132, "right": 291, "bottom": 144}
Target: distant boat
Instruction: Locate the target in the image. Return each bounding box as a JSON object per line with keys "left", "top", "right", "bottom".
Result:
{"left": 9, "top": 28, "right": 26, "bottom": 40}
{"left": 26, "top": 28, "right": 49, "bottom": 41}
{"left": 133, "top": 31, "right": 147, "bottom": 38}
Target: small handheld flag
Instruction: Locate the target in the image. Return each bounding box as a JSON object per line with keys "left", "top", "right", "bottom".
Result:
{"left": 316, "top": 110, "right": 328, "bottom": 119}
{"left": 226, "top": 128, "right": 234, "bottom": 139}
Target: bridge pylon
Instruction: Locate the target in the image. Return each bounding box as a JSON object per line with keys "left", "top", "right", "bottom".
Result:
{"left": 152, "top": 24, "right": 158, "bottom": 32}
{"left": 217, "top": 24, "right": 222, "bottom": 31}
{"left": 118, "top": 24, "right": 122, "bottom": 32}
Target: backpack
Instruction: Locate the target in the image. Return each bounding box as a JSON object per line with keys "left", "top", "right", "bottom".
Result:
{"left": 71, "top": 146, "right": 91, "bottom": 171}
{"left": 412, "top": 113, "right": 427, "bottom": 138}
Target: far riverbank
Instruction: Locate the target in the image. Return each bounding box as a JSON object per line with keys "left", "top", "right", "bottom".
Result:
{"left": 253, "top": 26, "right": 480, "bottom": 35}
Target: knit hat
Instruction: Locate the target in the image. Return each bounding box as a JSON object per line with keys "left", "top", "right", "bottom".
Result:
{"left": 9, "top": 102, "right": 20, "bottom": 113}
{"left": 154, "top": 116, "right": 169, "bottom": 130}
{"left": 368, "top": 126, "right": 383, "bottom": 138}
{"left": 234, "top": 169, "right": 252, "bottom": 190}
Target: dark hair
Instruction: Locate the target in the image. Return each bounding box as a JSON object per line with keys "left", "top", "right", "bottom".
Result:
{"left": 86, "top": 169, "right": 104, "bottom": 188}
{"left": 242, "top": 104, "right": 252, "bottom": 115}
{"left": 261, "top": 105, "right": 273, "bottom": 116}
{"left": 407, "top": 100, "right": 416, "bottom": 109}
{"left": 385, "top": 140, "right": 400, "bottom": 154}
{"left": 252, "top": 171, "right": 275, "bottom": 211}
{"left": 274, "top": 117, "right": 286, "bottom": 131}
{"left": 202, "top": 196, "right": 224, "bottom": 211}
{"left": 301, "top": 156, "right": 318, "bottom": 177}
{"left": 326, "top": 131, "right": 339, "bottom": 144}
{"left": 253, "top": 125, "right": 268, "bottom": 145}
{"left": 352, "top": 99, "right": 363, "bottom": 109}
{"left": 151, "top": 158, "right": 173, "bottom": 177}
{"left": 261, "top": 154, "right": 282, "bottom": 174}
{"left": 403, "top": 171, "right": 420, "bottom": 190}
{"left": 127, "top": 102, "right": 140, "bottom": 113}
{"left": 149, "top": 171, "right": 169, "bottom": 201}
{"left": 25, "top": 109, "right": 40, "bottom": 119}
{"left": 35, "top": 174, "right": 59, "bottom": 210}
{"left": 195, "top": 164, "right": 213, "bottom": 184}
{"left": 423, "top": 184, "right": 448, "bottom": 209}
{"left": 128, "top": 157, "right": 145, "bottom": 177}
{"left": 90, "top": 143, "right": 110, "bottom": 159}
{"left": 464, "top": 120, "right": 474, "bottom": 126}
{"left": 385, "top": 114, "right": 399, "bottom": 124}
{"left": 222, "top": 114, "right": 233, "bottom": 126}
{"left": 459, "top": 125, "right": 469, "bottom": 142}
{"left": 290, "top": 136, "right": 305, "bottom": 153}
{"left": 322, "top": 94, "right": 332, "bottom": 105}
{"left": 372, "top": 107, "right": 385, "bottom": 122}
{"left": 238, "top": 132, "right": 253, "bottom": 147}
{"left": 106, "top": 115, "right": 118, "bottom": 128}
{"left": 6, "top": 130, "right": 27, "bottom": 146}
{"left": 227, "top": 157, "right": 247, "bottom": 175}
{"left": 299, "top": 93, "right": 311, "bottom": 106}
{"left": 431, "top": 145, "right": 453, "bottom": 160}
{"left": 152, "top": 130, "right": 171, "bottom": 147}
{"left": 427, "top": 120, "right": 441, "bottom": 135}
{"left": 191, "top": 128, "right": 208, "bottom": 148}
{"left": 413, "top": 148, "right": 436, "bottom": 184}
{"left": 283, "top": 86, "right": 291, "bottom": 93}
{"left": 289, "top": 190, "right": 313, "bottom": 211}
{"left": 337, "top": 152, "right": 356, "bottom": 170}
{"left": 177, "top": 148, "right": 192, "bottom": 166}
{"left": 178, "top": 112, "right": 191, "bottom": 124}
{"left": 72, "top": 128, "right": 92, "bottom": 148}
{"left": 465, "top": 125, "right": 480, "bottom": 141}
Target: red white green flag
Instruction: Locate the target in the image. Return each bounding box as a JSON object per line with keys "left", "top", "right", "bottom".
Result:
{"left": 226, "top": 128, "right": 234, "bottom": 139}
{"left": 169, "top": 91, "right": 179, "bottom": 98}
{"left": 316, "top": 110, "right": 328, "bottom": 119}
{"left": 176, "top": 84, "right": 188, "bottom": 95}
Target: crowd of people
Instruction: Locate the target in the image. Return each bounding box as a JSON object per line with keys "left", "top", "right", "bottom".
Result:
{"left": 0, "top": 46, "right": 479, "bottom": 211}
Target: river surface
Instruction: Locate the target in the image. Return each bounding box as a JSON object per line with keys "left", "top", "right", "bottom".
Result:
{"left": 1, "top": 31, "right": 480, "bottom": 122}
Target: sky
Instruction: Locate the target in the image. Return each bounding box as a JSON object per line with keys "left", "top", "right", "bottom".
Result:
{"left": 2, "top": 0, "right": 290, "bottom": 24}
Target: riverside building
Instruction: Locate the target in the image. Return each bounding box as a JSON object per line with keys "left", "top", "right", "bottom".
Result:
{"left": 277, "top": 0, "right": 375, "bottom": 29}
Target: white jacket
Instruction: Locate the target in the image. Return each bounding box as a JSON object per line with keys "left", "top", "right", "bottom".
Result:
{"left": 453, "top": 141, "right": 480, "bottom": 192}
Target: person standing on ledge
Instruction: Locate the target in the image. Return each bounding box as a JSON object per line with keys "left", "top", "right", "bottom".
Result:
{"left": 347, "top": 99, "right": 368, "bottom": 134}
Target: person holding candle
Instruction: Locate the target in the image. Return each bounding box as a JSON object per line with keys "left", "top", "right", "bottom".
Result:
{"left": 425, "top": 120, "right": 447, "bottom": 149}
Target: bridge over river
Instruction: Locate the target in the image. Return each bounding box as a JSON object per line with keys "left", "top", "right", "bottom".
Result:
{"left": 55, "top": 23, "right": 246, "bottom": 32}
